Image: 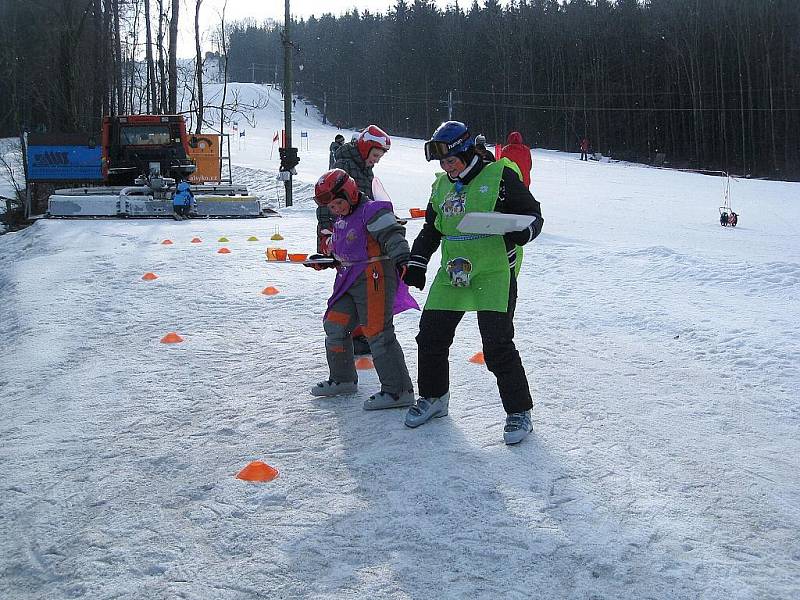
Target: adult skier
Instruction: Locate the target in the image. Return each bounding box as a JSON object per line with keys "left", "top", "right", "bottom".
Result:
{"left": 328, "top": 133, "right": 345, "bottom": 169}
{"left": 401, "top": 121, "right": 543, "bottom": 445}
{"left": 500, "top": 131, "right": 532, "bottom": 187}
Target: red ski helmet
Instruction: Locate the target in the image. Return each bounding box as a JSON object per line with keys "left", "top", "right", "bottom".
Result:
{"left": 356, "top": 125, "right": 391, "bottom": 160}
{"left": 314, "top": 168, "right": 360, "bottom": 207}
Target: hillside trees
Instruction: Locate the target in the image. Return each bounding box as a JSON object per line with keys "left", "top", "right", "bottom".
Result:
{"left": 226, "top": 0, "right": 799, "bottom": 179}
{"left": 0, "top": 0, "right": 185, "bottom": 135}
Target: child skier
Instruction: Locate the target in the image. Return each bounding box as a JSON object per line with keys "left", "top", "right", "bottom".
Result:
{"left": 172, "top": 180, "right": 194, "bottom": 220}
{"left": 306, "top": 168, "right": 418, "bottom": 410}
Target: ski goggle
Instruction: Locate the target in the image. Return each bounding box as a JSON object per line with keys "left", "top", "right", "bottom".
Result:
{"left": 424, "top": 130, "right": 471, "bottom": 162}
{"left": 314, "top": 190, "right": 349, "bottom": 206}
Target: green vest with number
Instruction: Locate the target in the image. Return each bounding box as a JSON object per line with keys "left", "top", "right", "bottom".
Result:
{"left": 425, "top": 158, "right": 524, "bottom": 312}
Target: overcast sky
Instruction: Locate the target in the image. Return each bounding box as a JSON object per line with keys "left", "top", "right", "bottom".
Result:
{"left": 180, "top": 0, "right": 500, "bottom": 57}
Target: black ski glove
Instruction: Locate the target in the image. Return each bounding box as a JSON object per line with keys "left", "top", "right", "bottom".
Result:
{"left": 304, "top": 253, "right": 339, "bottom": 271}
{"left": 402, "top": 264, "right": 426, "bottom": 290}
{"left": 402, "top": 254, "right": 428, "bottom": 289}
{"left": 504, "top": 222, "right": 536, "bottom": 246}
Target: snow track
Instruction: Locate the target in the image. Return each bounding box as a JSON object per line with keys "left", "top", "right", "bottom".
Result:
{"left": 1, "top": 83, "right": 798, "bottom": 598}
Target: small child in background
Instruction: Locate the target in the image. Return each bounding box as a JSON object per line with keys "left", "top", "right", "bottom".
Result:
{"left": 172, "top": 181, "right": 194, "bottom": 220}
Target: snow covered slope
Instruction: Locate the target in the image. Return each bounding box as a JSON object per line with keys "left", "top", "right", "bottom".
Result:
{"left": 1, "top": 85, "right": 799, "bottom": 598}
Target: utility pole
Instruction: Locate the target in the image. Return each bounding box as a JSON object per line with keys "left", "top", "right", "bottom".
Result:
{"left": 440, "top": 90, "right": 455, "bottom": 121}
{"left": 448, "top": 89, "right": 453, "bottom": 121}
{"left": 323, "top": 92, "right": 327, "bottom": 125}
{"left": 282, "top": 0, "right": 293, "bottom": 206}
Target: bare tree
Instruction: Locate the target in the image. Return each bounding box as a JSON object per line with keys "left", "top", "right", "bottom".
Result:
{"left": 157, "top": 0, "right": 167, "bottom": 112}
{"left": 144, "top": 0, "right": 157, "bottom": 112}
{"left": 217, "top": 0, "right": 229, "bottom": 137}
{"left": 168, "top": 0, "right": 178, "bottom": 113}
{"left": 194, "top": 0, "right": 204, "bottom": 133}
{"left": 111, "top": 0, "right": 125, "bottom": 114}
{"left": 0, "top": 139, "right": 25, "bottom": 231}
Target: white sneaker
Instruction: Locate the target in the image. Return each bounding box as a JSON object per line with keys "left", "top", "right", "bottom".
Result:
{"left": 310, "top": 379, "right": 357, "bottom": 397}
{"left": 404, "top": 392, "right": 450, "bottom": 428}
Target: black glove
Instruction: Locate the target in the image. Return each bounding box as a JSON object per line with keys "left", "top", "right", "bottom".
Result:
{"left": 504, "top": 223, "right": 535, "bottom": 246}
{"left": 304, "top": 253, "right": 339, "bottom": 271}
{"left": 402, "top": 254, "right": 428, "bottom": 289}
{"left": 402, "top": 264, "right": 426, "bottom": 290}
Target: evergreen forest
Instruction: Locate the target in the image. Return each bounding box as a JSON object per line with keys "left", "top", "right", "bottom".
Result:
{"left": 1, "top": 0, "right": 798, "bottom": 180}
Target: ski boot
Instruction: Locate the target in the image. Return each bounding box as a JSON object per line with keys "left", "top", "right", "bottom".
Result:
{"left": 363, "top": 389, "right": 414, "bottom": 411}
{"left": 310, "top": 379, "right": 357, "bottom": 397}
{"left": 404, "top": 392, "right": 450, "bottom": 428}
{"left": 503, "top": 410, "right": 533, "bottom": 445}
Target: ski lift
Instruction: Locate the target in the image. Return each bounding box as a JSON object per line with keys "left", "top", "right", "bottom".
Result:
{"left": 718, "top": 173, "right": 738, "bottom": 227}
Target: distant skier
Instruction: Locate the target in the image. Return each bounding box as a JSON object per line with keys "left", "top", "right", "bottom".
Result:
{"left": 172, "top": 181, "right": 194, "bottom": 220}
{"left": 474, "top": 134, "right": 496, "bottom": 162}
{"left": 328, "top": 134, "right": 345, "bottom": 169}
{"left": 305, "top": 168, "right": 418, "bottom": 411}
{"left": 401, "top": 120, "right": 543, "bottom": 445}
{"left": 500, "top": 131, "right": 532, "bottom": 187}
{"left": 580, "top": 136, "right": 590, "bottom": 161}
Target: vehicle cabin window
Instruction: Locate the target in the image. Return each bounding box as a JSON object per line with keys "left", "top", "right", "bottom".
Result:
{"left": 120, "top": 126, "right": 172, "bottom": 146}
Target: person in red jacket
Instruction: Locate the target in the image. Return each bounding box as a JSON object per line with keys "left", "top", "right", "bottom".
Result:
{"left": 500, "top": 131, "right": 532, "bottom": 187}
{"left": 580, "top": 136, "right": 590, "bottom": 161}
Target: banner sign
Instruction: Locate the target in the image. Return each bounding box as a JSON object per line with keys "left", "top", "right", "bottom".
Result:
{"left": 187, "top": 134, "right": 222, "bottom": 183}
{"left": 26, "top": 144, "right": 102, "bottom": 182}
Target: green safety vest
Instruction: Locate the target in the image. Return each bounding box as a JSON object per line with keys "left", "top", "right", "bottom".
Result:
{"left": 425, "top": 158, "right": 524, "bottom": 312}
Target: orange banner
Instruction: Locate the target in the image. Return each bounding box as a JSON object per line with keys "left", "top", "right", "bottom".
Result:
{"left": 187, "top": 134, "right": 222, "bottom": 183}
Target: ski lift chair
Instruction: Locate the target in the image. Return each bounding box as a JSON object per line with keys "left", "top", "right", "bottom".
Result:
{"left": 719, "top": 206, "right": 738, "bottom": 227}
{"left": 718, "top": 173, "right": 738, "bottom": 227}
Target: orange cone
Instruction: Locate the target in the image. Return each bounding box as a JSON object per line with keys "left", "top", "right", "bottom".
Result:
{"left": 236, "top": 460, "right": 279, "bottom": 482}
{"left": 261, "top": 286, "right": 280, "bottom": 295}
{"left": 191, "top": 237, "right": 202, "bottom": 243}
{"left": 355, "top": 357, "right": 374, "bottom": 370}
{"left": 469, "top": 351, "right": 485, "bottom": 364}
{"left": 142, "top": 272, "right": 158, "bottom": 281}
{"left": 160, "top": 332, "right": 184, "bottom": 343}
{"left": 217, "top": 247, "right": 231, "bottom": 254}
{"left": 161, "top": 239, "right": 173, "bottom": 245}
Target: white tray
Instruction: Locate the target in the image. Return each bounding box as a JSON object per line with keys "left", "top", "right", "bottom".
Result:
{"left": 456, "top": 212, "right": 536, "bottom": 234}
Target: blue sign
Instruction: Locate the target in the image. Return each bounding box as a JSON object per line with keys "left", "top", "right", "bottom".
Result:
{"left": 300, "top": 131, "right": 308, "bottom": 138}
{"left": 27, "top": 145, "right": 102, "bottom": 181}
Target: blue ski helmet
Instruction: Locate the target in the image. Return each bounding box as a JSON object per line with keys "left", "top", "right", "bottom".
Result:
{"left": 424, "top": 121, "right": 474, "bottom": 162}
